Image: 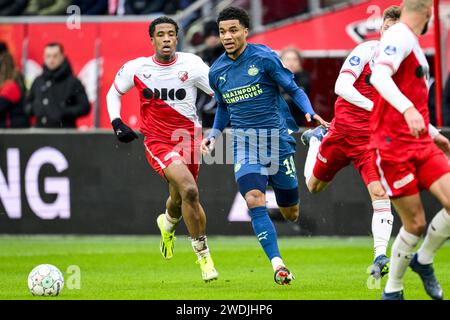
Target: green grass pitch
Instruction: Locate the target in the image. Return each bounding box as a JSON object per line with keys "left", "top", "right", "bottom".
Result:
{"left": 1, "top": 235, "right": 449, "bottom": 300}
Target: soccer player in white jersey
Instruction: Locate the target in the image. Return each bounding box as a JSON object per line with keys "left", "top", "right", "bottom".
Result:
{"left": 301, "top": 6, "right": 401, "bottom": 280}
{"left": 370, "top": 0, "right": 450, "bottom": 300}
{"left": 106, "top": 16, "right": 219, "bottom": 282}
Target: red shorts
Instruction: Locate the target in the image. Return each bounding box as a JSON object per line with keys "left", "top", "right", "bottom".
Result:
{"left": 375, "top": 143, "right": 450, "bottom": 198}
{"left": 144, "top": 138, "right": 200, "bottom": 181}
{"left": 313, "top": 130, "right": 379, "bottom": 185}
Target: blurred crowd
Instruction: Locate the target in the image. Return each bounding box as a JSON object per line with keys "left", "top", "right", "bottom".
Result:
{"left": 0, "top": 0, "right": 195, "bottom": 16}
{"left": 0, "top": 41, "right": 90, "bottom": 128}
{"left": 1, "top": 0, "right": 449, "bottom": 129}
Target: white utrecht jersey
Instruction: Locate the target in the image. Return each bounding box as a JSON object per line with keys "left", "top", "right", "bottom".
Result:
{"left": 113, "top": 52, "right": 213, "bottom": 143}
{"left": 370, "top": 22, "right": 431, "bottom": 150}
{"left": 332, "top": 40, "right": 379, "bottom": 135}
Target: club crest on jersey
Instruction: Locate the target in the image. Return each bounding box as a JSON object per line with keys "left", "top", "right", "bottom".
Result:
{"left": 248, "top": 65, "right": 259, "bottom": 76}
{"left": 384, "top": 45, "right": 397, "bottom": 56}
{"left": 178, "top": 71, "right": 189, "bottom": 82}
{"left": 349, "top": 56, "right": 361, "bottom": 66}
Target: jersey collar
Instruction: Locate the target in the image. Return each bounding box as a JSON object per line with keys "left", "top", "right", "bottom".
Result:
{"left": 152, "top": 53, "right": 178, "bottom": 66}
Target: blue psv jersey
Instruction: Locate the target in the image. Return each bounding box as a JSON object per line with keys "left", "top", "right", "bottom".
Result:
{"left": 209, "top": 44, "right": 314, "bottom": 163}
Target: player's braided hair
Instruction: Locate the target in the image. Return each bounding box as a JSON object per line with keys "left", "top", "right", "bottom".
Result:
{"left": 149, "top": 16, "right": 179, "bottom": 38}
{"left": 217, "top": 7, "right": 250, "bottom": 29}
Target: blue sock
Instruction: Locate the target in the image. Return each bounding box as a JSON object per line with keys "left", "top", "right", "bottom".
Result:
{"left": 248, "top": 206, "right": 281, "bottom": 261}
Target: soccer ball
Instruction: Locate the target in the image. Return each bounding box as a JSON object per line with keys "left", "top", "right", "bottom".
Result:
{"left": 28, "top": 264, "right": 64, "bottom": 296}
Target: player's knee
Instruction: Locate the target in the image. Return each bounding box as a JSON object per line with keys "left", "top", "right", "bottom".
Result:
{"left": 406, "top": 216, "right": 427, "bottom": 236}
{"left": 281, "top": 206, "right": 299, "bottom": 222}
{"left": 181, "top": 185, "right": 199, "bottom": 204}
{"left": 244, "top": 190, "right": 265, "bottom": 208}
{"left": 307, "top": 181, "right": 322, "bottom": 194}
{"left": 440, "top": 199, "right": 450, "bottom": 214}
{"left": 168, "top": 196, "right": 182, "bottom": 209}
{"left": 368, "top": 182, "right": 387, "bottom": 200}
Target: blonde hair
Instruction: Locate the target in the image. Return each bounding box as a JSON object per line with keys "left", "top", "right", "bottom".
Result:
{"left": 403, "top": 0, "right": 432, "bottom": 12}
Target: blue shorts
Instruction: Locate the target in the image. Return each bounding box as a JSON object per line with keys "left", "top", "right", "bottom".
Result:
{"left": 234, "top": 154, "right": 299, "bottom": 207}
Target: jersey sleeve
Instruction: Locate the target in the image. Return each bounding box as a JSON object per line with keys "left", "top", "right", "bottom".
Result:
{"left": 192, "top": 55, "right": 214, "bottom": 95}
{"left": 340, "top": 43, "right": 373, "bottom": 79}
{"left": 208, "top": 71, "right": 226, "bottom": 106}
{"left": 208, "top": 70, "right": 229, "bottom": 138}
{"left": 374, "top": 25, "right": 414, "bottom": 74}
{"left": 263, "top": 52, "right": 315, "bottom": 116}
{"left": 113, "top": 58, "right": 140, "bottom": 95}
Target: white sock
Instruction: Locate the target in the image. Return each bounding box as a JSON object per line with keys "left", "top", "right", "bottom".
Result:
{"left": 271, "top": 257, "right": 285, "bottom": 271}
{"left": 164, "top": 210, "right": 181, "bottom": 232}
{"left": 417, "top": 208, "right": 450, "bottom": 265}
{"left": 385, "top": 227, "right": 420, "bottom": 293}
{"left": 304, "top": 137, "right": 320, "bottom": 184}
{"left": 191, "top": 235, "right": 210, "bottom": 259}
{"left": 372, "top": 199, "right": 394, "bottom": 258}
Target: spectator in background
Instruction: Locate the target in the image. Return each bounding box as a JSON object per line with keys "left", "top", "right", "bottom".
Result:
{"left": 196, "top": 20, "right": 225, "bottom": 128}
{"left": 428, "top": 79, "right": 437, "bottom": 126}
{"left": 0, "top": 42, "right": 29, "bottom": 128}
{"left": 25, "top": 43, "right": 90, "bottom": 128}
{"left": 0, "top": 0, "right": 28, "bottom": 16}
{"left": 124, "top": 0, "right": 165, "bottom": 14}
{"left": 108, "top": 0, "right": 125, "bottom": 15}
{"left": 25, "top": 0, "right": 71, "bottom": 15}
{"left": 71, "top": 0, "right": 107, "bottom": 15}
{"left": 280, "top": 47, "right": 311, "bottom": 126}
{"left": 428, "top": 74, "right": 450, "bottom": 127}
{"left": 199, "top": 20, "right": 224, "bottom": 66}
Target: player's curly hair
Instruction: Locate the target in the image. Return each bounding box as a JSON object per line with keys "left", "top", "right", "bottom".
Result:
{"left": 217, "top": 7, "right": 250, "bottom": 29}
{"left": 149, "top": 16, "right": 179, "bottom": 38}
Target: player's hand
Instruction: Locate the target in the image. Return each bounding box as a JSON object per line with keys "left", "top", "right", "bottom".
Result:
{"left": 201, "top": 137, "right": 215, "bottom": 155}
{"left": 305, "top": 113, "right": 330, "bottom": 128}
{"left": 403, "top": 107, "right": 425, "bottom": 138}
{"left": 111, "top": 118, "right": 139, "bottom": 143}
{"left": 433, "top": 133, "right": 450, "bottom": 160}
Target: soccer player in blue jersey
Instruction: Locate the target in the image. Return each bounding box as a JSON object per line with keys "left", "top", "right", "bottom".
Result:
{"left": 201, "top": 6, "right": 329, "bottom": 285}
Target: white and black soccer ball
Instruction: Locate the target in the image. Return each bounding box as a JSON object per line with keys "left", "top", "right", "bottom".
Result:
{"left": 28, "top": 264, "right": 64, "bottom": 296}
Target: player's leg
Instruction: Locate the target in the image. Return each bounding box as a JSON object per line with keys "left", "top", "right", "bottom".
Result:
{"left": 156, "top": 185, "right": 182, "bottom": 260}
{"left": 358, "top": 150, "right": 393, "bottom": 278}
{"left": 302, "top": 129, "right": 349, "bottom": 193}
{"left": 418, "top": 173, "right": 450, "bottom": 266}
{"left": 366, "top": 181, "right": 393, "bottom": 278}
{"left": 270, "top": 155, "right": 302, "bottom": 283}
{"left": 279, "top": 204, "right": 299, "bottom": 222}
{"left": 272, "top": 154, "right": 300, "bottom": 222}
{"left": 409, "top": 149, "right": 450, "bottom": 300}
{"left": 382, "top": 194, "right": 425, "bottom": 300}
{"left": 163, "top": 161, "right": 218, "bottom": 281}
{"left": 237, "top": 170, "right": 292, "bottom": 284}
{"left": 375, "top": 149, "right": 423, "bottom": 299}
{"left": 301, "top": 126, "right": 329, "bottom": 192}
